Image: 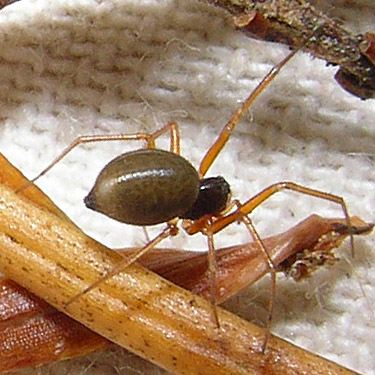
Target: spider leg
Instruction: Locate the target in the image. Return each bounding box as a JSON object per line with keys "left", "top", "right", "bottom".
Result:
{"left": 64, "top": 223, "right": 178, "bottom": 309}
{"left": 235, "top": 209, "right": 275, "bottom": 352}
{"left": 196, "top": 199, "right": 277, "bottom": 341}
{"left": 197, "top": 181, "right": 352, "bottom": 349}
{"left": 206, "top": 230, "right": 220, "bottom": 328}
{"left": 205, "top": 198, "right": 276, "bottom": 350}
{"left": 17, "top": 121, "right": 181, "bottom": 192}
{"left": 151, "top": 120, "right": 180, "bottom": 154}
{"left": 197, "top": 47, "right": 301, "bottom": 178}
{"left": 198, "top": 23, "right": 326, "bottom": 178}
{"left": 209, "top": 182, "right": 354, "bottom": 256}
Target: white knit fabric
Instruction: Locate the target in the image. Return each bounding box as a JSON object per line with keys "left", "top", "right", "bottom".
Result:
{"left": 0, "top": 0, "right": 374, "bottom": 374}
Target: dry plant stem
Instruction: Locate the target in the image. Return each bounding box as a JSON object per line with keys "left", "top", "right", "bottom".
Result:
{"left": 206, "top": 0, "right": 375, "bottom": 99}
{"left": 0, "top": 155, "right": 365, "bottom": 375}
{"left": 0, "top": 182, "right": 264, "bottom": 375}
{"left": 0, "top": 157, "right": 71, "bottom": 223}
{"left": 0, "top": 216, "right": 372, "bottom": 373}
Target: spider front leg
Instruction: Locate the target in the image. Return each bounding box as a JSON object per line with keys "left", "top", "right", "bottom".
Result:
{"left": 207, "top": 182, "right": 353, "bottom": 253}
{"left": 198, "top": 46, "right": 302, "bottom": 178}
{"left": 197, "top": 25, "right": 324, "bottom": 179}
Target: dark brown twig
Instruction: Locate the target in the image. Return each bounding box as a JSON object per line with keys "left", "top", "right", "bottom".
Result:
{"left": 206, "top": 0, "right": 375, "bottom": 99}
{"left": 0, "top": 0, "right": 19, "bottom": 9}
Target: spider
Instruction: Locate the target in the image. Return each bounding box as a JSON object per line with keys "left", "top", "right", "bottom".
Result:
{"left": 19, "top": 30, "right": 353, "bottom": 347}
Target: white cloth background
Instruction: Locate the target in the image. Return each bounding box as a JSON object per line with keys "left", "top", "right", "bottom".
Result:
{"left": 0, "top": 0, "right": 374, "bottom": 374}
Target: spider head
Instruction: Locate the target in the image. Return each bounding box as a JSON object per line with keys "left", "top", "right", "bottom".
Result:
{"left": 181, "top": 176, "right": 230, "bottom": 220}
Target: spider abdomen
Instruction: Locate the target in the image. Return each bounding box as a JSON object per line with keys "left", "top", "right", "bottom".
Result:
{"left": 84, "top": 148, "right": 200, "bottom": 226}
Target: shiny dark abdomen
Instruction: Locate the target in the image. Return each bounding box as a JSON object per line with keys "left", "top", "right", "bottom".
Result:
{"left": 84, "top": 148, "right": 200, "bottom": 225}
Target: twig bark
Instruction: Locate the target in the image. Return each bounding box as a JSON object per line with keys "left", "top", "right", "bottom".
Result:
{"left": 206, "top": 0, "right": 375, "bottom": 99}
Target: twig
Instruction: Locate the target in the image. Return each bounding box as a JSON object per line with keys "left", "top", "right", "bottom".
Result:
{"left": 206, "top": 0, "right": 375, "bottom": 99}
{"left": 0, "top": 0, "right": 19, "bottom": 9}
{"left": 0, "top": 214, "right": 372, "bottom": 373}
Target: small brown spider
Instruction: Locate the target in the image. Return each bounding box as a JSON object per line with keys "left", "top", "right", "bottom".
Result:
{"left": 19, "top": 27, "right": 353, "bottom": 349}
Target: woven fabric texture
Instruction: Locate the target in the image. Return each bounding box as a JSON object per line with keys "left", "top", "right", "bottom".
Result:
{"left": 0, "top": 0, "right": 374, "bottom": 374}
